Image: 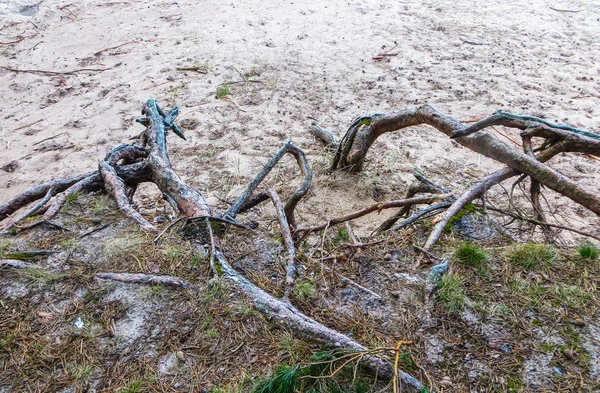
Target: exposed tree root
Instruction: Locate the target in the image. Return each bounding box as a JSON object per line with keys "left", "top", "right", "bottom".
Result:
{"left": 309, "top": 124, "right": 339, "bottom": 149}
{"left": 95, "top": 272, "right": 194, "bottom": 289}
{"left": 7, "top": 101, "right": 598, "bottom": 391}
{"left": 0, "top": 100, "right": 425, "bottom": 391}
{"left": 331, "top": 105, "right": 599, "bottom": 248}
{"left": 295, "top": 193, "right": 454, "bottom": 241}
{"left": 264, "top": 188, "right": 298, "bottom": 298}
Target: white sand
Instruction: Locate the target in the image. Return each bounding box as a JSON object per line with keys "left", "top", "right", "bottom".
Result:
{"left": 1, "top": 0, "right": 599, "bottom": 239}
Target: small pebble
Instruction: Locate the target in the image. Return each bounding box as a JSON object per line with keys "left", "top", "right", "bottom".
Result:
{"left": 440, "top": 376, "right": 452, "bottom": 387}
{"left": 573, "top": 318, "right": 586, "bottom": 327}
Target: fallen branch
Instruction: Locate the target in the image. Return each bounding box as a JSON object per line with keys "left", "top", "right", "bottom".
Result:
{"left": 95, "top": 272, "right": 194, "bottom": 289}
{"left": 0, "top": 66, "right": 113, "bottom": 76}
{"left": 0, "top": 259, "right": 40, "bottom": 269}
{"left": 265, "top": 188, "right": 298, "bottom": 298}
{"left": 295, "top": 193, "right": 454, "bottom": 238}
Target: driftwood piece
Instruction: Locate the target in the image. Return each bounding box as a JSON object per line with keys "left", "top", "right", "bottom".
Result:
{"left": 334, "top": 105, "right": 600, "bottom": 218}
{"left": 265, "top": 188, "right": 298, "bottom": 298}
{"left": 95, "top": 272, "right": 193, "bottom": 289}
{"left": 226, "top": 140, "right": 312, "bottom": 229}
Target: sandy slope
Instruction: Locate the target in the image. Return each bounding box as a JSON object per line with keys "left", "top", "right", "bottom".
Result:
{"left": 1, "top": 0, "right": 599, "bottom": 239}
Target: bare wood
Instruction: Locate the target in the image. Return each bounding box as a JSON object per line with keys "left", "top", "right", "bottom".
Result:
{"left": 95, "top": 272, "right": 194, "bottom": 289}
{"left": 339, "top": 105, "right": 600, "bottom": 216}
{"left": 226, "top": 140, "right": 313, "bottom": 228}
{"left": 43, "top": 175, "right": 98, "bottom": 220}
{"left": 0, "top": 171, "right": 96, "bottom": 222}
{"left": 1, "top": 186, "right": 56, "bottom": 232}
{"left": 309, "top": 124, "right": 339, "bottom": 148}
{"left": 99, "top": 160, "right": 156, "bottom": 232}
{"left": 211, "top": 246, "right": 424, "bottom": 390}
{"left": 265, "top": 188, "right": 298, "bottom": 298}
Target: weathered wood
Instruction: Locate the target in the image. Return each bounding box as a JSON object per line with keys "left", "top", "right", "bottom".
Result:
{"left": 337, "top": 105, "right": 600, "bottom": 216}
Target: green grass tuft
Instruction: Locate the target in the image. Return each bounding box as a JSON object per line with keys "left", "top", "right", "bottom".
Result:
{"left": 508, "top": 243, "right": 555, "bottom": 269}
{"left": 577, "top": 243, "right": 599, "bottom": 260}
{"left": 216, "top": 83, "right": 232, "bottom": 99}
{"left": 454, "top": 243, "right": 488, "bottom": 275}
{"left": 252, "top": 365, "right": 299, "bottom": 393}
{"left": 292, "top": 280, "right": 316, "bottom": 302}
{"left": 436, "top": 273, "right": 466, "bottom": 312}
{"left": 119, "top": 380, "right": 142, "bottom": 393}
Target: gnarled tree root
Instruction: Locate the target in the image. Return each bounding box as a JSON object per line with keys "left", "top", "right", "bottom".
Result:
{"left": 0, "top": 100, "right": 426, "bottom": 391}
{"left": 333, "top": 105, "right": 599, "bottom": 248}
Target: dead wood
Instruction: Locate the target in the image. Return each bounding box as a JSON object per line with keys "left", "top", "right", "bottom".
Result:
{"left": 264, "top": 188, "right": 298, "bottom": 298}
{"left": 309, "top": 124, "right": 339, "bottom": 149}
{"left": 295, "top": 193, "right": 453, "bottom": 239}
{"left": 226, "top": 140, "right": 312, "bottom": 229}
{"left": 0, "top": 100, "right": 423, "bottom": 390}
{"left": 333, "top": 105, "right": 600, "bottom": 217}
{"left": 95, "top": 272, "right": 194, "bottom": 289}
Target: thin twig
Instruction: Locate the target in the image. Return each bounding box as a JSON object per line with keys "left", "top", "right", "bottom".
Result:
{"left": 480, "top": 205, "right": 600, "bottom": 242}
{"left": 1, "top": 66, "right": 112, "bottom": 76}
{"left": 33, "top": 132, "right": 68, "bottom": 146}
{"left": 78, "top": 223, "right": 110, "bottom": 239}
{"left": 12, "top": 119, "right": 43, "bottom": 131}
{"left": 295, "top": 193, "right": 453, "bottom": 236}
{"left": 549, "top": 6, "right": 580, "bottom": 12}
{"left": 206, "top": 216, "right": 218, "bottom": 277}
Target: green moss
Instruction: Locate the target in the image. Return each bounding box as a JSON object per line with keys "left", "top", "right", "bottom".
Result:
{"left": 444, "top": 203, "right": 480, "bottom": 233}
{"left": 454, "top": 243, "right": 488, "bottom": 275}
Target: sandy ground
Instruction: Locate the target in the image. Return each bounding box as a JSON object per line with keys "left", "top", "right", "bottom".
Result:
{"left": 1, "top": 0, "right": 599, "bottom": 239}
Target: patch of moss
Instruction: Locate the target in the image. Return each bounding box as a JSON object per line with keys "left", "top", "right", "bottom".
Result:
{"left": 444, "top": 203, "right": 480, "bottom": 233}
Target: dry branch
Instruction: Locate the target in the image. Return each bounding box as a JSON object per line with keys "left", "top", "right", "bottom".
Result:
{"left": 226, "top": 140, "right": 312, "bottom": 229}
{"left": 0, "top": 99, "right": 428, "bottom": 390}
{"left": 95, "top": 272, "right": 194, "bottom": 289}
{"left": 295, "top": 193, "right": 453, "bottom": 238}
{"left": 265, "top": 188, "right": 298, "bottom": 298}
{"left": 333, "top": 105, "right": 600, "bottom": 236}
